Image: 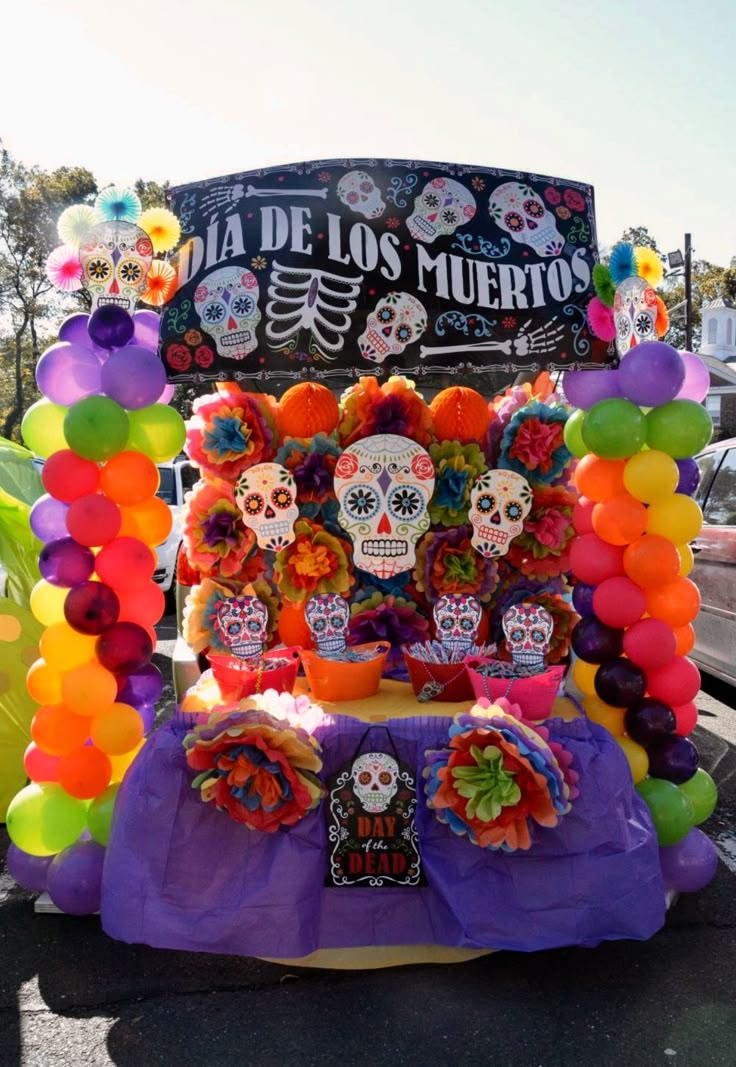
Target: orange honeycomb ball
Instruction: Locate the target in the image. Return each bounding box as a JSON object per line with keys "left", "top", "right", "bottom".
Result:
{"left": 429, "top": 386, "right": 490, "bottom": 443}
{"left": 279, "top": 383, "right": 339, "bottom": 438}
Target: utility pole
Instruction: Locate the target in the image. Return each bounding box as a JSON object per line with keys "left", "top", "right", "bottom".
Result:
{"left": 685, "top": 232, "right": 693, "bottom": 352}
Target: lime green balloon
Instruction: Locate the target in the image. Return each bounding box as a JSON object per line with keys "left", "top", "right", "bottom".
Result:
{"left": 21, "top": 399, "right": 69, "bottom": 458}
{"left": 64, "top": 396, "right": 129, "bottom": 461}
{"left": 563, "top": 409, "right": 589, "bottom": 459}
{"left": 637, "top": 777, "right": 695, "bottom": 846}
{"left": 646, "top": 400, "right": 713, "bottom": 458}
{"left": 678, "top": 768, "right": 718, "bottom": 825}
{"left": 87, "top": 782, "right": 120, "bottom": 845}
{"left": 126, "top": 404, "right": 186, "bottom": 463}
{"left": 6, "top": 782, "right": 87, "bottom": 856}
{"left": 581, "top": 398, "right": 647, "bottom": 459}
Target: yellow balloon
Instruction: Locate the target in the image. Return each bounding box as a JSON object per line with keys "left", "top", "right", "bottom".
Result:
{"left": 678, "top": 543, "right": 694, "bottom": 576}
{"left": 551, "top": 695, "right": 582, "bottom": 721}
{"left": 617, "top": 736, "right": 649, "bottom": 784}
{"left": 29, "top": 580, "right": 68, "bottom": 627}
{"left": 572, "top": 658, "right": 598, "bottom": 696}
{"left": 646, "top": 494, "right": 703, "bottom": 545}
{"left": 109, "top": 738, "right": 145, "bottom": 782}
{"left": 40, "top": 623, "right": 97, "bottom": 671}
{"left": 583, "top": 694, "right": 626, "bottom": 736}
{"left": 623, "top": 449, "right": 679, "bottom": 503}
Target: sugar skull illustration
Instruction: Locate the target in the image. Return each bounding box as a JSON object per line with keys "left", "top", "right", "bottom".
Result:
{"left": 433, "top": 594, "right": 482, "bottom": 657}
{"left": 213, "top": 595, "right": 269, "bottom": 659}
{"left": 614, "top": 275, "right": 658, "bottom": 357}
{"left": 351, "top": 752, "right": 399, "bottom": 814}
{"left": 502, "top": 601, "right": 553, "bottom": 669}
{"left": 358, "top": 292, "right": 427, "bottom": 364}
{"left": 78, "top": 221, "right": 153, "bottom": 313}
{"left": 406, "top": 177, "right": 476, "bottom": 243}
{"left": 234, "top": 463, "right": 298, "bottom": 550}
{"left": 469, "top": 470, "right": 532, "bottom": 559}
{"left": 193, "top": 265, "right": 261, "bottom": 360}
{"left": 305, "top": 593, "right": 350, "bottom": 657}
{"left": 336, "top": 170, "right": 386, "bottom": 219}
{"left": 488, "top": 182, "right": 564, "bottom": 257}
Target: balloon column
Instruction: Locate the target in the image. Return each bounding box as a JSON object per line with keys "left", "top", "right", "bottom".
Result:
{"left": 6, "top": 187, "right": 183, "bottom": 914}
{"left": 565, "top": 242, "right": 718, "bottom": 894}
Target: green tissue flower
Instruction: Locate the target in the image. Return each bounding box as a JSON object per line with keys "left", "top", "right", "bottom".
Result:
{"left": 451, "top": 745, "right": 521, "bottom": 822}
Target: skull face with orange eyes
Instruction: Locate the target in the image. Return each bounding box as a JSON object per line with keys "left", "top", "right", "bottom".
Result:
{"left": 234, "top": 463, "right": 298, "bottom": 550}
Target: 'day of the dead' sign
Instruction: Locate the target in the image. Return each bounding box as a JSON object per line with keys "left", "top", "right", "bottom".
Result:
{"left": 161, "top": 159, "right": 604, "bottom": 386}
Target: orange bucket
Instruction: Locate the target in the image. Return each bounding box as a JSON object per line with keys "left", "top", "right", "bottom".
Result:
{"left": 301, "top": 642, "right": 389, "bottom": 702}
{"left": 207, "top": 646, "right": 302, "bottom": 701}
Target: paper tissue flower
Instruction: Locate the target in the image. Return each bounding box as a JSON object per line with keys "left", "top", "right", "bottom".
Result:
{"left": 183, "top": 479, "right": 257, "bottom": 579}
{"left": 491, "top": 570, "right": 577, "bottom": 665}
{"left": 274, "top": 519, "right": 353, "bottom": 605}
{"left": 498, "top": 401, "right": 573, "bottom": 485}
{"left": 138, "top": 207, "right": 182, "bottom": 254}
{"left": 506, "top": 485, "right": 577, "bottom": 579}
{"left": 183, "top": 701, "right": 324, "bottom": 831}
{"left": 349, "top": 590, "right": 429, "bottom": 672}
{"left": 338, "top": 375, "right": 434, "bottom": 448}
{"left": 413, "top": 525, "right": 499, "bottom": 604}
{"left": 276, "top": 434, "right": 340, "bottom": 523}
{"left": 429, "top": 441, "right": 488, "bottom": 527}
{"left": 185, "top": 389, "right": 276, "bottom": 481}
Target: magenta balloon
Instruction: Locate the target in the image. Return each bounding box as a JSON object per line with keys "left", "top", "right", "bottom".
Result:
{"left": 562, "top": 369, "right": 621, "bottom": 410}
{"left": 676, "top": 352, "right": 710, "bottom": 403}
{"left": 129, "top": 309, "right": 161, "bottom": 351}
{"left": 35, "top": 342, "right": 102, "bottom": 406}
{"left": 100, "top": 346, "right": 167, "bottom": 410}
{"left": 47, "top": 841, "right": 105, "bottom": 915}
{"left": 96, "top": 621, "right": 153, "bottom": 673}
{"left": 30, "top": 495, "right": 69, "bottom": 542}
{"left": 7, "top": 843, "right": 53, "bottom": 893}
{"left": 659, "top": 828, "right": 718, "bottom": 893}
{"left": 58, "top": 313, "right": 92, "bottom": 348}
{"left": 64, "top": 580, "right": 120, "bottom": 635}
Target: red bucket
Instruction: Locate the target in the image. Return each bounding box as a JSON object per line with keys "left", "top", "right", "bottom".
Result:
{"left": 403, "top": 648, "right": 475, "bottom": 703}
{"left": 207, "top": 646, "right": 302, "bottom": 701}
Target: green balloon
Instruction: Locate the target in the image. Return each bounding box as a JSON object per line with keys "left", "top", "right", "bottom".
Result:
{"left": 87, "top": 783, "right": 120, "bottom": 846}
{"left": 581, "top": 398, "right": 647, "bottom": 459}
{"left": 21, "top": 399, "right": 69, "bottom": 458}
{"left": 637, "top": 776, "right": 695, "bottom": 846}
{"left": 678, "top": 768, "right": 718, "bottom": 825}
{"left": 646, "top": 400, "right": 713, "bottom": 458}
{"left": 126, "top": 404, "right": 186, "bottom": 463}
{"left": 563, "top": 409, "right": 589, "bottom": 459}
{"left": 6, "top": 783, "right": 87, "bottom": 856}
{"left": 64, "top": 396, "right": 130, "bottom": 461}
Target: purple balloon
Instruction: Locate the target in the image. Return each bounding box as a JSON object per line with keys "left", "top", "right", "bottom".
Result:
{"left": 116, "top": 663, "right": 164, "bottom": 706}
{"left": 58, "top": 312, "right": 92, "bottom": 348}
{"left": 676, "top": 352, "right": 710, "bottom": 403}
{"left": 139, "top": 703, "right": 156, "bottom": 732}
{"left": 30, "top": 495, "right": 69, "bottom": 543}
{"left": 676, "top": 458, "right": 700, "bottom": 496}
{"left": 39, "top": 538, "right": 95, "bottom": 587}
{"left": 129, "top": 309, "right": 161, "bottom": 351}
{"left": 88, "top": 306, "right": 135, "bottom": 350}
{"left": 562, "top": 368, "right": 621, "bottom": 410}
{"left": 64, "top": 580, "right": 120, "bottom": 635}
{"left": 648, "top": 735, "right": 699, "bottom": 784}
{"left": 625, "top": 698, "right": 676, "bottom": 745}
{"left": 46, "top": 841, "right": 105, "bottom": 915}
{"left": 7, "top": 843, "right": 53, "bottom": 893}
{"left": 572, "top": 582, "right": 595, "bottom": 618}
{"left": 594, "top": 658, "right": 647, "bottom": 707}
{"left": 96, "top": 622, "right": 153, "bottom": 673}
{"left": 571, "top": 617, "right": 623, "bottom": 664}
{"left": 35, "top": 342, "right": 102, "bottom": 406}
{"left": 617, "top": 341, "right": 685, "bottom": 408}
{"left": 100, "top": 345, "right": 167, "bottom": 410}
{"left": 157, "top": 382, "right": 175, "bottom": 405}
{"left": 659, "top": 828, "right": 718, "bottom": 893}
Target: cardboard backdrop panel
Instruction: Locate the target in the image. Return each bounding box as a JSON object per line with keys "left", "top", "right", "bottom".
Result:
{"left": 162, "top": 159, "right": 604, "bottom": 385}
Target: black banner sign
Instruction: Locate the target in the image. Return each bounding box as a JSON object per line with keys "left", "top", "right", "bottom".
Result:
{"left": 162, "top": 159, "right": 603, "bottom": 385}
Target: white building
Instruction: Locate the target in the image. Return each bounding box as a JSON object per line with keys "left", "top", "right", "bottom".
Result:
{"left": 699, "top": 298, "right": 736, "bottom": 436}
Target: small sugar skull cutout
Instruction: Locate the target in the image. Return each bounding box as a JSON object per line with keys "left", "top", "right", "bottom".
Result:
{"left": 337, "top": 170, "right": 386, "bottom": 219}
{"left": 488, "top": 182, "right": 564, "bottom": 257}
{"left": 358, "top": 292, "right": 427, "bottom": 364}
{"left": 469, "top": 470, "right": 532, "bottom": 559}
{"left": 193, "top": 265, "right": 261, "bottom": 360}
{"left": 78, "top": 221, "right": 153, "bottom": 313}
{"left": 234, "top": 463, "right": 298, "bottom": 550}
{"left": 214, "top": 595, "right": 269, "bottom": 659}
{"left": 502, "top": 602, "right": 553, "bottom": 669}
{"left": 407, "top": 178, "right": 476, "bottom": 243}
{"left": 433, "top": 594, "right": 482, "bottom": 658}
{"left": 351, "top": 752, "right": 399, "bottom": 814}
{"left": 614, "top": 275, "right": 657, "bottom": 357}
{"left": 305, "top": 594, "right": 350, "bottom": 657}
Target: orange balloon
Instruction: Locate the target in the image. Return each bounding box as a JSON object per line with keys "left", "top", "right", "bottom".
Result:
{"left": 61, "top": 661, "right": 118, "bottom": 717}
{"left": 40, "top": 623, "right": 97, "bottom": 671}
{"left": 116, "top": 581, "right": 166, "bottom": 628}
{"left": 673, "top": 623, "right": 696, "bottom": 657}
{"left": 277, "top": 600, "right": 312, "bottom": 648}
{"left": 622, "top": 535, "right": 681, "bottom": 588}
{"left": 58, "top": 744, "right": 112, "bottom": 799}
{"left": 574, "top": 455, "right": 627, "bottom": 502}
{"left": 31, "top": 703, "right": 91, "bottom": 756}
{"left": 100, "top": 450, "right": 160, "bottom": 505}
{"left": 26, "top": 659, "right": 63, "bottom": 704}
{"left": 118, "top": 496, "right": 173, "bottom": 545}
{"left": 91, "top": 702, "right": 144, "bottom": 755}
{"left": 592, "top": 494, "right": 647, "bottom": 546}
{"left": 645, "top": 577, "right": 701, "bottom": 628}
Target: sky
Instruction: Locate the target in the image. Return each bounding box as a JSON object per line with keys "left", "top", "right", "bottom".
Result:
{"left": 2, "top": 0, "right": 735, "bottom": 265}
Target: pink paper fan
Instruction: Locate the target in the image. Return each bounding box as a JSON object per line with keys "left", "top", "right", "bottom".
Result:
{"left": 46, "top": 245, "right": 83, "bottom": 292}
{"left": 586, "top": 296, "right": 616, "bottom": 342}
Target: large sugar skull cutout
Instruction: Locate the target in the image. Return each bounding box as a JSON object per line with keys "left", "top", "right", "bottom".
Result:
{"left": 305, "top": 593, "right": 350, "bottom": 657}
{"left": 358, "top": 292, "right": 427, "bottom": 364}
{"left": 433, "top": 594, "right": 482, "bottom": 658}
{"left": 502, "top": 601, "right": 553, "bottom": 669}
{"left": 407, "top": 178, "right": 476, "bottom": 244}
{"left": 488, "top": 183, "right": 564, "bottom": 258}
{"left": 614, "top": 275, "right": 657, "bottom": 357}
{"left": 469, "top": 470, "right": 532, "bottom": 559}
{"left": 335, "top": 435, "right": 435, "bottom": 580}
{"left": 337, "top": 170, "right": 386, "bottom": 219}
{"left": 193, "top": 266, "right": 261, "bottom": 360}
{"left": 234, "top": 463, "right": 298, "bottom": 550}
{"left": 351, "top": 752, "right": 399, "bottom": 814}
{"left": 214, "top": 595, "right": 268, "bottom": 659}
{"left": 78, "top": 221, "right": 153, "bottom": 313}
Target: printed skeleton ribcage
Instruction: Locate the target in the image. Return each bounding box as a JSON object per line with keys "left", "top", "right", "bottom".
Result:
{"left": 266, "top": 262, "right": 363, "bottom": 357}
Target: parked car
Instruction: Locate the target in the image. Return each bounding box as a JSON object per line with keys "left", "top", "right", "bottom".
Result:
{"left": 691, "top": 436, "right": 736, "bottom": 687}
{"left": 154, "top": 456, "right": 199, "bottom": 599}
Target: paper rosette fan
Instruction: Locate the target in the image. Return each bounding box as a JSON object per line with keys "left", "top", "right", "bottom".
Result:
{"left": 424, "top": 703, "right": 575, "bottom": 851}
{"left": 141, "top": 260, "right": 178, "bottom": 306}
{"left": 57, "top": 203, "right": 98, "bottom": 248}
{"left": 45, "top": 244, "right": 83, "bottom": 292}
{"left": 138, "top": 207, "right": 181, "bottom": 254}
{"left": 183, "top": 704, "right": 324, "bottom": 831}
{"left": 95, "top": 186, "right": 142, "bottom": 224}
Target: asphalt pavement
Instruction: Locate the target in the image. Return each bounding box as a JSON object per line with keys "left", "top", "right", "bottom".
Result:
{"left": 1, "top": 617, "right": 735, "bottom": 1067}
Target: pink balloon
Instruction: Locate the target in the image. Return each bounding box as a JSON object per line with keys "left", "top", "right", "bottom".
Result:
{"left": 157, "top": 382, "right": 175, "bottom": 404}
{"left": 24, "top": 741, "right": 61, "bottom": 782}
{"left": 676, "top": 352, "right": 710, "bottom": 403}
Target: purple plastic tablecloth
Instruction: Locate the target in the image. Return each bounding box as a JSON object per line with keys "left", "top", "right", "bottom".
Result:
{"left": 101, "top": 714, "right": 666, "bottom": 957}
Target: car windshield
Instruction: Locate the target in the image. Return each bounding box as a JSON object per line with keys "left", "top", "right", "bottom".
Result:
{"left": 156, "top": 467, "right": 175, "bottom": 504}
